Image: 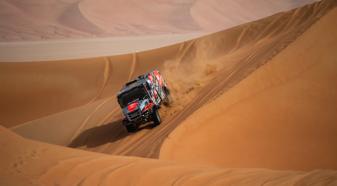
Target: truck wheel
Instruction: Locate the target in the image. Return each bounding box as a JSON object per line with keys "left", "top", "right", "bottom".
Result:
{"left": 125, "top": 123, "right": 137, "bottom": 132}
{"left": 163, "top": 87, "right": 172, "bottom": 106}
{"left": 152, "top": 108, "right": 161, "bottom": 126}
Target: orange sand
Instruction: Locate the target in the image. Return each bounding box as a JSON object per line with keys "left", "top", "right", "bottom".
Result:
{"left": 1, "top": 0, "right": 337, "bottom": 185}
{"left": 161, "top": 4, "right": 337, "bottom": 171}
{"left": 1, "top": 126, "right": 337, "bottom": 186}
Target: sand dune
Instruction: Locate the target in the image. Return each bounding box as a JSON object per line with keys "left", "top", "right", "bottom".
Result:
{"left": 1, "top": 0, "right": 333, "bottom": 160}
{"left": 160, "top": 3, "right": 337, "bottom": 171}
{"left": 0, "top": 33, "right": 202, "bottom": 62}
{"left": 190, "top": 0, "right": 320, "bottom": 31}
{"left": 0, "top": 0, "right": 93, "bottom": 41}
{"left": 1, "top": 0, "right": 337, "bottom": 185}
{"left": 0, "top": 0, "right": 319, "bottom": 61}
{"left": 0, "top": 0, "right": 318, "bottom": 41}
{"left": 1, "top": 126, "right": 337, "bottom": 186}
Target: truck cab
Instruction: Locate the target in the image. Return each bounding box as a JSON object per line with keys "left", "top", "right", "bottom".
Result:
{"left": 117, "top": 70, "right": 171, "bottom": 132}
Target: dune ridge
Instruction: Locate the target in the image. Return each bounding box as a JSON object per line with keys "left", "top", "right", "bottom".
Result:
{"left": 1, "top": 126, "right": 337, "bottom": 186}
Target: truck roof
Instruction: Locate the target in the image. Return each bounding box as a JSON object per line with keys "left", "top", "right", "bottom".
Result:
{"left": 117, "top": 75, "right": 148, "bottom": 97}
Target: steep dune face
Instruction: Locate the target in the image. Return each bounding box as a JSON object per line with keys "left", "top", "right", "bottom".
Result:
{"left": 0, "top": 0, "right": 318, "bottom": 41}
{"left": 1, "top": 126, "right": 337, "bottom": 186}
{"left": 160, "top": 6, "right": 337, "bottom": 170}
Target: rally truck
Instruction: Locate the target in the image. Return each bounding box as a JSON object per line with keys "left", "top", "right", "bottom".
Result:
{"left": 117, "top": 70, "right": 171, "bottom": 132}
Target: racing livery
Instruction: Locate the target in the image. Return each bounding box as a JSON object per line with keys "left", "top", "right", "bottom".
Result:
{"left": 117, "top": 70, "right": 171, "bottom": 132}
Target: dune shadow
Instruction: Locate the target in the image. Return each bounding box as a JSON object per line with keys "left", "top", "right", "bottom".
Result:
{"left": 68, "top": 119, "right": 129, "bottom": 148}
{"left": 68, "top": 119, "right": 157, "bottom": 148}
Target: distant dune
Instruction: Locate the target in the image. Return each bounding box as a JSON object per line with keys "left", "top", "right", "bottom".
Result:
{"left": 0, "top": 33, "right": 203, "bottom": 62}
{"left": 0, "top": 0, "right": 318, "bottom": 41}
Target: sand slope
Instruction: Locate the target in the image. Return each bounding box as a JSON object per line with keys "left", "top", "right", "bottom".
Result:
{"left": 1, "top": 0, "right": 337, "bottom": 185}
{"left": 0, "top": 33, "right": 202, "bottom": 62}
{"left": 190, "top": 0, "right": 320, "bottom": 31}
{"left": 160, "top": 5, "right": 337, "bottom": 171}
{"left": 0, "top": 0, "right": 318, "bottom": 41}
{"left": 1, "top": 0, "right": 334, "bottom": 162}
{"left": 0, "top": 0, "right": 94, "bottom": 41}
{"left": 1, "top": 126, "right": 337, "bottom": 186}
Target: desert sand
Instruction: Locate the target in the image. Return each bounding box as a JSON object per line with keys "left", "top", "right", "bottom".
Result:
{"left": 160, "top": 3, "right": 337, "bottom": 170}
{"left": 0, "top": 0, "right": 319, "bottom": 61}
{"left": 2, "top": 126, "right": 336, "bottom": 186}
{"left": 0, "top": 0, "right": 317, "bottom": 42}
{"left": 1, "top": 0, "right": 337, "bottom": 185}
{"left": 0, "top": 33, "right": 203, "bottom": 62}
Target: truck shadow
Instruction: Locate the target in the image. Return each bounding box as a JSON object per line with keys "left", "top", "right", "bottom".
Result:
{"left": 68, "top": 119, "right": 128, "bottom": 148}
{"left": 68, "top": 119, "right": 155, "bottom": 148}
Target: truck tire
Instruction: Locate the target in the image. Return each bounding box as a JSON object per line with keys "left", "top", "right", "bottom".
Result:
{"left": 152, "top": 108, "right": 161, "bottom": 126}
{"left": 125, "top": 123, "right": 138, "bottom": 132}
{"left": 124, "top": 120, "right": 137, "bottom": 132}
{"left": 163, "top": 87, "right": 172, "bottom": 106}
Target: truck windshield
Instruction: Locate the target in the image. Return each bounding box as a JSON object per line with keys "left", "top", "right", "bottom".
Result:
{"left": 119, "top": 86, "right": 147, "bottom": 107}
